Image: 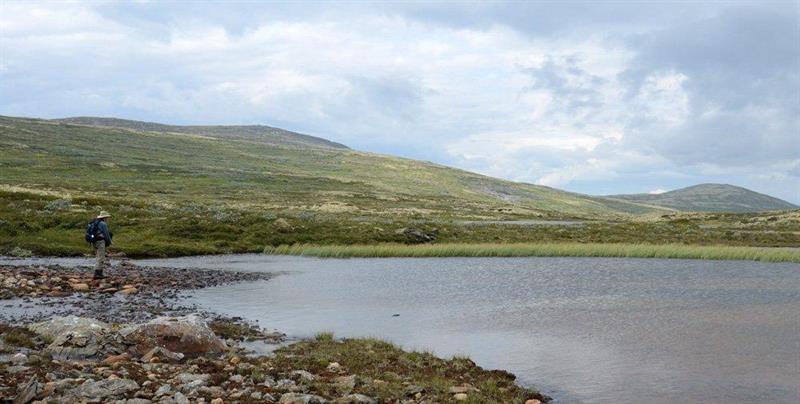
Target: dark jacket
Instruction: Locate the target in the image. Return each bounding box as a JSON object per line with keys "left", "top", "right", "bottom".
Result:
{"left": 96, "top": 220, "right": 113, "bottom": 246}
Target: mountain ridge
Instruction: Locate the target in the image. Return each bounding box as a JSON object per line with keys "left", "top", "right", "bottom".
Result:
{"left": 608, "top": 183, "right": 797, "bottom": 213}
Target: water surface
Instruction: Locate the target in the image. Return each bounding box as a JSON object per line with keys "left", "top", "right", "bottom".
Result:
{"left": 133, "top": 255, "right": 800, "bottom": 404}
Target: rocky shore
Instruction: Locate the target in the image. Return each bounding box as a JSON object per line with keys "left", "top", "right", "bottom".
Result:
{"left": 0, "top": 261, "right": 550, "bottom": 403}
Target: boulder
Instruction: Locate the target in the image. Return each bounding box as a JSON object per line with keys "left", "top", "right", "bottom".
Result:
{"left": 119, "top": 314, "right": 226, "bottom": 357}
{"left": 28, "top": 316, "right": 110, "bottom": 340}
{"left": 63, "top": 378, "right": 139, "bottom": 401}
{"left": 13, "top": 377, "right": 40, "bottom": 404}
{"left": 29, "top": 316, "right": 111, "bottom": 360}
{"left": 140, "top": 346, "right": 184, "bottom": 363}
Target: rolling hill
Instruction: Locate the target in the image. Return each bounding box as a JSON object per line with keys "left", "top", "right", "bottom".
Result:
{"left": 608, "top": 184, "right": 798, "bottom": 213}
{"left": 0, "top": 115, "right": 659, "bottom": 218}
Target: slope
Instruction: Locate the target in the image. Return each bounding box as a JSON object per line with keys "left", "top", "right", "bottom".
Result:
{"left": 608, "top": 184, "right": 798, "bottom": 212}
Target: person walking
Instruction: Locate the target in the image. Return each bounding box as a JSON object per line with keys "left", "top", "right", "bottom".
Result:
{"left": 89, "top": 211, "right": 113, "bottom": 279}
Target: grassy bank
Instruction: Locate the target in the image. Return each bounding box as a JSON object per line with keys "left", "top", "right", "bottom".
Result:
{"left": 265, "top": 243, "right": 800, "bottom": 263}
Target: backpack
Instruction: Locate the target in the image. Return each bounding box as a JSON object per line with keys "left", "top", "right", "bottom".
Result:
{"left": 85, "top": 219, "right": 100, "bottom": 243}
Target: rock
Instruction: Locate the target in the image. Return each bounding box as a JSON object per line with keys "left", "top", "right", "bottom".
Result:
{"left": 250, "top": 392, "right": 263, "bottom": 400}
{"left": 210, "top": 399, "right": 223, "bottom": 404}
{"left": 453, "top": 393, "right": 468, "bottom": 401}
{"left": 525, "top": 400, "right": 542, "bottom": 404}
{"left": 70, "top": 283, "right": 89, "bottom": 291}
{"left": 102, "top": 353, "right": 131, "bottom": 365}
{"left": 12, "top": 353, "right": 27, "bottom": 364}
{"left": 229, "top": 374, "right": 244, "bottom": 383}
{"left": 332, "top": 394, "right": 376, "bottom": 404}
{"left": 64, "top": 378, "right": 139, "bottom": 401}
{"left": 333, "top": 375, "right": 356, "bottom": 393}
{"left": 175, "top": 373, "right": 211, "bottom": 385}
{"left": 141, "top": 346, "right": 184, "bottom": 363}
{"left": 403, "top": 385, "right": 424, "bottom": 397}
{"left": 117, "top": 287, "right": 138, "bottom": 295}
{"left": 229, "top": 356, "right": 240, "bottom": 365}
{"left": 167, "top": 392, "right": 190, "bottom": 404}
{"left": 13, "top": 376, "right": 40, "bottom": 404}
{"left": 274, "top": 379, "right": 299, "bottom": 392}
{"left": 154, "top": 384, "right": 172, "bottom": 397}
{"left": 449, "top": 385, "right": 476, "bottom": 394}
{"left": 119, "top": 314, "right": 226, "bottom": 357}
{"left": 279, "top": 393, "right": 328, "bottom": 404}
{"left": 197, "top": 386, "right": 225, "bottom": 398}
{"left": 394, "top": 227, "right": 437, "bottom": 243}
{"left": 273, "top": 218, "right": 294, "bottom": 233}
{"left": 291, "top": 370, "right": 318, "bottom": 383}
{"left": 326, "top": 362, "right": 342, "bottom": 372}
{"left": 28, "top": 315, "right": 110, "bottom": 340}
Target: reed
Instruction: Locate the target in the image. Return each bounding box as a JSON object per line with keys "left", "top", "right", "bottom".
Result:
{"left": 264, "top": 243, "right": 800, "bottom": 263}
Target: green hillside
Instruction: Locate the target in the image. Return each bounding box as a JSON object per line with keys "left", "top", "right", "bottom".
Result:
{"left": 0, "top": 116, "right": 656, "bottom": 218}
{"left": 608, "top": 184, "right": 798, "bottom": 213}
{"left": 2, "top": 115, "right": 798, "bottom": 257}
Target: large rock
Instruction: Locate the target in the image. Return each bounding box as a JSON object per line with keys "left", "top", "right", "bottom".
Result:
{"left": 63, "top": 378, "right": 139, "bottom": 401}
{"left": 119, "top": 314, "right": 226, "bottom": 357}
{"left": 29, "top": 316, "right": 111, "bottom": 360}
{"left": 28, "top": 315, "right": 110, "bottom": 340}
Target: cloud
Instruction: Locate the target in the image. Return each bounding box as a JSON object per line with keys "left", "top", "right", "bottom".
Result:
{"left": 0, "top": 1, "right": 798, "bottom": 202}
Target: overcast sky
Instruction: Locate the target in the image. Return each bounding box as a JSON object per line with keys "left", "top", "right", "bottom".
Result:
{"left": 2, "top": 1, "right": 798, "bottom": 203}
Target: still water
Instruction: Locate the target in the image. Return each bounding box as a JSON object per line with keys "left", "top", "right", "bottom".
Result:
{"left": 132, "top": 255, "right": 800, "bottom": 403}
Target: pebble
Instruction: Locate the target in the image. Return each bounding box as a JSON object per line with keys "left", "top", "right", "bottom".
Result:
{"left": 453, "top": 393, "right": 468, "bottom": 401}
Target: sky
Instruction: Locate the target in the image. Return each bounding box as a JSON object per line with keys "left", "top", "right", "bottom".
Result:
{"left": 1, "top": 1, "right": 799, "bottom": 203}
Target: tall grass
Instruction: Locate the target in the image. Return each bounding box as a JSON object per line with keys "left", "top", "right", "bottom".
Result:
{"left": 265, "top": 243, "right": 800, "bottom": 263}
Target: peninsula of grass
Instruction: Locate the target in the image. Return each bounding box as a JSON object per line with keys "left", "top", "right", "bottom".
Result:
{"left": 265, "top": 243, "right": 800, "bottom": 263}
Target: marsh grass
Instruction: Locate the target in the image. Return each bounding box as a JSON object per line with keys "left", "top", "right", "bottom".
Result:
{"left": 266, "top": 243, "right": 800, "bottom": 263}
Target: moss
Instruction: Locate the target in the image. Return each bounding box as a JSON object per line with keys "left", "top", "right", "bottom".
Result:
{"left": 0, "top": 325, "right": 38, "bottom": 349}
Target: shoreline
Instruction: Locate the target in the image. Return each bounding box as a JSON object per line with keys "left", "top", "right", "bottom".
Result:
{"left": 0, "top": 261, "right": 551, "bottom": 403}
{"left": 265, "top": 242, "right": 800, "bottom": 263}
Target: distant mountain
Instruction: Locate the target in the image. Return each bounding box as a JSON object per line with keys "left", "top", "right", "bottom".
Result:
{"left": 608, "top": 184, "right": 798, "bottom": 213}
{"left": 55, "top": 116, "right": 349, "bottom": 150}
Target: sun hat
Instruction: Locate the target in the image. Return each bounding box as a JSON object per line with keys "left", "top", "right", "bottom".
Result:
{"left": 96, "top": 210, "right": 112, "bottom": 219}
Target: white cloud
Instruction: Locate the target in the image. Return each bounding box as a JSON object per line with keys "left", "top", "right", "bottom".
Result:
{"left": 0, "top": 1, "right": 797, "bottom": 202}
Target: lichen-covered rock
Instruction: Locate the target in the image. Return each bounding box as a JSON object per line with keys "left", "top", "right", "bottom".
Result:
{"left": 119, "top": 314, "right": 226, "bottom": 357}
{"left": 62, "top": 378, "right": 139, "bottom": 401}
{"left": 29, "top": 316, "right": 111, "bottom": 360}
{"left": 332, "top": 394, "right": 377, "bottom": 404}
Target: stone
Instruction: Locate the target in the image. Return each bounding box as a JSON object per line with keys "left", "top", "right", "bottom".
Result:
{"left": 453, "top": 393, "right": 468, "bottom": 401}
{"left": 119, "top": 314, "right": 226, "bottom": 357}
{"left": 175, "top": 373, "right": 211, "bottom": 385}
{"left": 28, "top": 315, "right": 110, "bottom": 341}
{"left": 449, "top": 385, "right": 475, "bottom": 394}
{"left": 13, "top": 376, "right": 40, "bottom": 404}
{"left": 229, "top": 374, "right": 244, "bottom": 383}
{"left": 524, "top": 400, "right": 542, "bottom": 404}
{"left": 229, "top": 356, "right": 240, "bottom": 365}
{"left": 210, "top": 399, "right": 223, "bottom": 404}
{"left": 291, "top": 370, "right": 318, "bottom": 383}
{"left": 279, "top": 393, "right": 328, "bottom": 404}
{"left": 102, "top": 353, "right": 131, "bottom": 365}
{"left": 117, "top": 287, "right": 138, "bottom": 295}
{"left": 326, "top": 362, "right": 342, "bottom": 372}
{"left": 332, "top": 394, "right": 377, "bottom": 404}
{"left": 154, "top": 384, "right": 172, "bottom": 397}
{"left": 70, "top": 283, "right": 89, "bottom": 291}
{"left": 64, "top": 378, "right": 139, "bottom": 401}
{"left": 141, "top": 346, "right": 184, "bottom": 363}
{"left": 12, "top": 353, "right": 27, "bottom": 364}
{"left": 403, "top": 385, "right": 424, "bottom": 397}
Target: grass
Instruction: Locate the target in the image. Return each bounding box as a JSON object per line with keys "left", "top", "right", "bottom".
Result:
{"left": 266, "top": 242, "right": 800, "bottom": 263}
{"left": 272, "top": 336, "right": 549, "bottom": 403}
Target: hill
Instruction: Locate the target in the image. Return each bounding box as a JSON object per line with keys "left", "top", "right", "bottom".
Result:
{"left": 55, "top": 116, "right": 350, "bottom": 150}
{"left": 2, "top": 115, "right": 798, "bottom": 257}
{"left": 0, "top": 115, "right": 657, "bottom": 218}
{"left": 608, "top": 184, "right": 798, "bottom": 212}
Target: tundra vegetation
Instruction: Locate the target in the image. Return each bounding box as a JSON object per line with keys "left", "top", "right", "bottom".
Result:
{"left": 1, "top": 115, "right": 799, "bottom": 261}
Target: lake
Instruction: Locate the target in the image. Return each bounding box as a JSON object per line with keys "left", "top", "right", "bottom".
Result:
{"left": 130, "top": 254, "right": 800, "bottom": 404}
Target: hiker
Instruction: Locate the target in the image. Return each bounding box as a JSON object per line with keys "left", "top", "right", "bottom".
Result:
{"left": 87, "top": 211, "right": 113, "bottom": 279}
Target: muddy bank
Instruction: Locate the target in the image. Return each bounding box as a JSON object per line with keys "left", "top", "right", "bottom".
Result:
{"left": 0, "top": 261, "right": 550, "bottom": 403}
